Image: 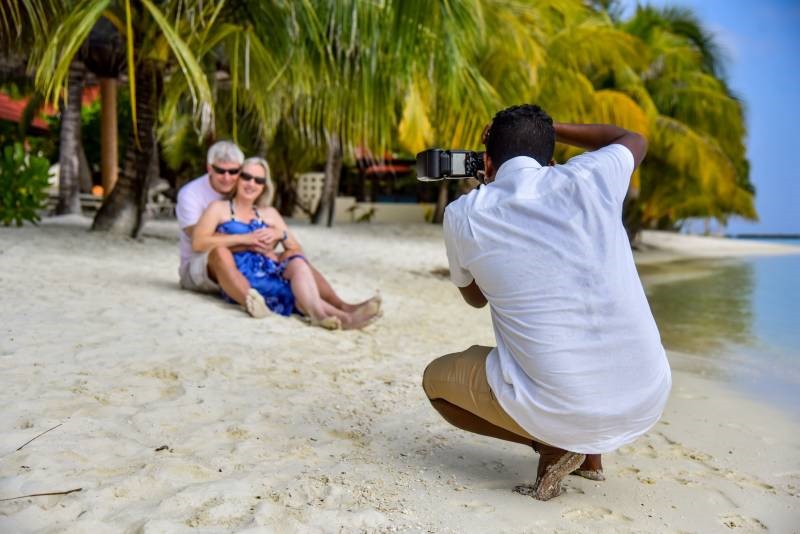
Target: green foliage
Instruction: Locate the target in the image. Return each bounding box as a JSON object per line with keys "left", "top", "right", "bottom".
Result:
{"left": 0, "top": 142, "right": 51, "bottom": 226}
{"left": 11, "top": 0, "right": 754, "bottom": 234}
{"left": 618, "top": 4, "right": 754, "bottom": 231}
{"left": 79, "top": 97, "right": 102, "bottom": 170}
{"left": 79, "top": 85, "right": 131, "bottom": 176}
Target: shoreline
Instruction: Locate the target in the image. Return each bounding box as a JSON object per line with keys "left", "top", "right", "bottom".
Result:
{"left": 634, "top": 229, "right": 800, "bottom": 266}
{"left": 1, "top": 218, "right": 797, "bottom": 531}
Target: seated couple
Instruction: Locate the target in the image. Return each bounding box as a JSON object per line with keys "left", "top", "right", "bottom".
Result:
{"left": 176, "top": 141, "right": 380, "bottom": 329}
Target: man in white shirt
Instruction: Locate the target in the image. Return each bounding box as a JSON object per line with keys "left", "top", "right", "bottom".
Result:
{"left": 177, "top": 140, "right": 370, "bottom": 317}
{"left": 422, "top": 105, "right": 671, "bottom": 500}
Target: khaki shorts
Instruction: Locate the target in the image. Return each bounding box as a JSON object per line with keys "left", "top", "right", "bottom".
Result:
{"left": 179, "top": 251, "right": 220, "bottom": 293}
{"left": 422, "top": 345, "right": 533, "bottom": 440}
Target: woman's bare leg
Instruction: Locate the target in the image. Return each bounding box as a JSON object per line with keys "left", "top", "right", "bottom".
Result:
{"left": 208, "top": 247, "right": 267, "bottom": 318}
{"left": 284, "top": 260, "right": 378, "bottom": 329}
{"left": 284, "top": 260, "right": 349, "bottom": 327}
{"left": 310, "top": 264, "right": 381, "bottom": 313}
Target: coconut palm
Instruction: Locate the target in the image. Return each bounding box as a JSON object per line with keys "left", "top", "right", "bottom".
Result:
{"left": 24, "top": 0, "right": 215, "bottom": 236}
{"left": 1, "top": 1, "right": 91, "bottom": 215}
{"left": 621, "top": 5, "right": 754, "bottom": 232}
{"left": 397, "top": 1, "right": 753, "bottom": 235}
{"left": 397, "top": 0, "right": 646, "bottom": 221}
{"left": 9, "top": 0, "right": 754, "bottom": 236}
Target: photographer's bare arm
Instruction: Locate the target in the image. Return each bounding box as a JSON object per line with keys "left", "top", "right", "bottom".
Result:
{"left": 458, "top": 281, "right": 488, "bottom": 308}
{"left": 554, "top": 122, "right": 648, "bottom": 168}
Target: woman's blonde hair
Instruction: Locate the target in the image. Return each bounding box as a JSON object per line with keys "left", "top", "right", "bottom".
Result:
{"left": 228, "top": 156, "right": 275, "bottom": 207}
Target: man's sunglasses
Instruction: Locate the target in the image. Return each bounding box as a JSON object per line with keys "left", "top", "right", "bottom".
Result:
{"left": 240, "top": 171, "right": 267, "bottom": 185}
{"left": 211, "top": 164, "right": 241, "bottom": 175}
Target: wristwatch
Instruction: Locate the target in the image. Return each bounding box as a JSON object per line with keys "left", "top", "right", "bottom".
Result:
{"left": 280, "top": 230, "right": 288, "bottom": 243}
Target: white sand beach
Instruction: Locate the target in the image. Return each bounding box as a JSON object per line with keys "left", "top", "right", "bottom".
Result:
{"left": 1, "top": 218, "right": 798, "bottom": 533}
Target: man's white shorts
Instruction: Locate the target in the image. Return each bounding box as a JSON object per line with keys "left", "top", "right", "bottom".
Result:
{"left": 178, "top": 252, "right": 220, "bottom": 293}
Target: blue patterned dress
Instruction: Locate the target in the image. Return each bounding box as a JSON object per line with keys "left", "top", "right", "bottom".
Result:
{"left": 216, "top": 202, "right": 299, "bottom": 316}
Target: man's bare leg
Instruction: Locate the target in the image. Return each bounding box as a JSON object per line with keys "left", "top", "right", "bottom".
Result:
{"left": 207, "top": 247, "right": 268, "bottom": 318}
{"left": 429, "top": 398, "right": 533, "bottom": 446}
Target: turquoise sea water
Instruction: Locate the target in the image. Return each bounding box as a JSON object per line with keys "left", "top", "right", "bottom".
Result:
{"left": 639, "top": 247, "right": 800, "bottom": 417}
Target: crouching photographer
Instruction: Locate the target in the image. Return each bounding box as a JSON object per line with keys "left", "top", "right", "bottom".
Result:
{"left": 420, "top": 104, "right": 672, "bottom": 501}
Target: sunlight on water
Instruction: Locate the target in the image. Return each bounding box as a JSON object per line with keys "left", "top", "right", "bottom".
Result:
{"left": 639, "top": 253, "right": 800, "bottom": 416}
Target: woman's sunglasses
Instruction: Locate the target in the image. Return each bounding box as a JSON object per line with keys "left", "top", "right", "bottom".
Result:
{"left": 240, "top": 171, "right": 267, "bottom": 185}
{"left": 211, "top": 164, "right": 241, "bottom": 175}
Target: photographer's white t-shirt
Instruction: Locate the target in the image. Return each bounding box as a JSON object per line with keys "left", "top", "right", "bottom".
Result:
{"left": 176, "top": 174, "right": 223, "bottom": 270}
{"left": 443, "top": 144, "right": 671, "bottom": 454}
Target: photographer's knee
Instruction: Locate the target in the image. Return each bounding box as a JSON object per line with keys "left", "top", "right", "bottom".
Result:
{"left": 422, "top": 358, "right": 441, "bottom": 399}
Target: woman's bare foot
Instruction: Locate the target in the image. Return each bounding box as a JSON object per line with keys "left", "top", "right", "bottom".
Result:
{"left": 244, "top": 289, "right": 269, "bottom": 318}
{"left": 342, "top": 292, "right": 382, "bottom": 314}
{"left": 310, "top": 316, "right": 342, "bottom": 330}
{"left": 342, "top": 303, "right": 382, "bottom": 330}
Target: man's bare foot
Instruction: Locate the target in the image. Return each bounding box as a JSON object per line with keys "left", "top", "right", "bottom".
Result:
{"left": 534, "top": 451, "right": 585, "bottom": 501}
{"left": 310, "top": 316, "right": 342, "bottom": 330}
{"left": 244, "top": 289, "right": 269, "bottom": 318}
{"left": 571, "top": 453, "right": 605, "bottom": 481}
{"left": 529, "top": 442, "right": 586, "bottom": 501}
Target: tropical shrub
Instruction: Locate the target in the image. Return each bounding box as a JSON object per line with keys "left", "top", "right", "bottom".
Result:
{"left": 0, "top": 142, "right": 51, "bottom": 226}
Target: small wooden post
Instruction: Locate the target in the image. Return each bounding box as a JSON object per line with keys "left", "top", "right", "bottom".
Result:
{"left": 99, "top": 77, "right": 118, "bottom": 197}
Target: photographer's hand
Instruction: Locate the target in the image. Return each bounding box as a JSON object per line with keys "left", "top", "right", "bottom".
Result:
{"left": 554, "top": 123, "right": 648, "bottom": 169}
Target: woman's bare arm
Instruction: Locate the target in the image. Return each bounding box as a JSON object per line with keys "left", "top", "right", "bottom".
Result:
{"left": 192, "top": 201, "right": 259, "bottom": 252}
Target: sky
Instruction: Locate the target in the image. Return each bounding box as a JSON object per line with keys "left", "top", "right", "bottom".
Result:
{"left": 620, "top": 0, "right": 800, "bottom": 235}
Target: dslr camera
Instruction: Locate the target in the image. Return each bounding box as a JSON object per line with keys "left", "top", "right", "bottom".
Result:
{"left": 416, "top": 149, "right": 485, "bottom": 182}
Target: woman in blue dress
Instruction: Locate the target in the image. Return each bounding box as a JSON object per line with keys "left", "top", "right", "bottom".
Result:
{"left": 192, "top": 157, "right": 379, "bottom": 329}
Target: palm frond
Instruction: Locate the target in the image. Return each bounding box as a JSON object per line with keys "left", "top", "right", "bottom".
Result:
{"left": 35, "top": 0, "right": 110, "bottom": 106}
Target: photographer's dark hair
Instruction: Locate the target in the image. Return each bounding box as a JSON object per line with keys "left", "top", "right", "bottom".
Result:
{"left": 485, "top": 104, "right": 555, "bottom": 168}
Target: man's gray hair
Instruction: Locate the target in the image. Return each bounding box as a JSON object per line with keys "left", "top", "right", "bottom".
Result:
{"left": 207, "top": 140, "right": 244, "bottom": 165}
{"left": 242, "top": 156, "right": 274, "bottom": 207}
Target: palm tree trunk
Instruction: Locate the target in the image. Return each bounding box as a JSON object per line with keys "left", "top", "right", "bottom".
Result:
{"left": 312, "top": 134, "right": 342, "bottom": 227}
{"left": 78, "top": 143, "right": 93, "bottom": 193}
{"left": 56, "top": 59, "right": 86, "bottom": 215}
{"left": 92, "top": 60, "right": 161, "bottom": 237}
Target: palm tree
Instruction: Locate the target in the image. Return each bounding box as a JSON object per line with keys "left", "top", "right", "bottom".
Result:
{"left": 55, "top": 58, "right": 87, "bottom": 215}
{"left": 82, "top": 17, "right": 126, "bottom": 198}
{"left": 1, "top": 1, "right": 89, "bottom": 215}
{"left": 622, "top": 5, "right": 754, "bottom": 233}
{"left": 29, "top": 0, "right": 214, "bottom": 236}
{"left": 11, "top": 0, "right": 753, "bottom": 237}
{"left": 396, "top": 0, "right": 507, "bottom": 222}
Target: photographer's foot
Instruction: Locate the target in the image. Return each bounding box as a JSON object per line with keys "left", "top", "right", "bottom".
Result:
{"left": 534, "top": 451, "right": 585, "bottom": 501}
{"left": 571, "top": 454, "right": 605, "bottom": 481}
{"left": 529, "top": 442, "right": 586, "bottom": 501}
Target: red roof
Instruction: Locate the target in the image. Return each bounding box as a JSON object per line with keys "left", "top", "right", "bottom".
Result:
{"left": 0, "top": 93, "right": 50, "bottom": 130}
{"left": 0, "top": 85, "right": 101, "bottom": 132}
